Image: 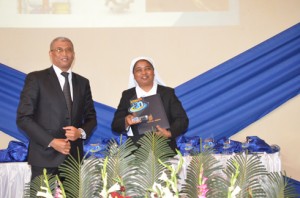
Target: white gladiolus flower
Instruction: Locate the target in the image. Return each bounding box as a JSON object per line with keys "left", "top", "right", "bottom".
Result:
{"left": 231, "top": 186, "right": 241, "bottom": 198}
{"left": 100, "top": 183, "right": 120, "bottom": 197}
{"left": 108, "top": 183, "right": 121, "bottom": 193}
{"left": 159, "top": 171, "right": 169, "bottom": 181}
{"left": 36, "top": 187, "right": 54, "bottom": 198}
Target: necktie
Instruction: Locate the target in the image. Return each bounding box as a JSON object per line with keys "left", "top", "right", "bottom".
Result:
{"left": 61, "top": 72, "right": 72, "bottom": 117}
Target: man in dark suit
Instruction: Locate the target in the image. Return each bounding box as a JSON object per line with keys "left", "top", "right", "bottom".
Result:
{"left": 17, "top": 37, "right": 97, "bottom": 180}
{"left": 111, "top": 57, "right": 188, "bottom": 152}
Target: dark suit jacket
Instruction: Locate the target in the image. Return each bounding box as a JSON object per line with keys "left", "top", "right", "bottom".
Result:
{"left": 111, "top": 85, "right": 189, "bottom": 151}
{"left": 17, "top": 66, "right": 97, "bottom": 167}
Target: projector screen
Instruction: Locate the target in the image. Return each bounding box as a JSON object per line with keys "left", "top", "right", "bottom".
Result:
{"left": 0, "top": 0, "right": 239, "bottom": 27}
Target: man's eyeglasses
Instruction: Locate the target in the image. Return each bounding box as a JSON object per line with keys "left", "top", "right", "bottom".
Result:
{"left": 51, "top": 47, "right": 74, "bottom": 54}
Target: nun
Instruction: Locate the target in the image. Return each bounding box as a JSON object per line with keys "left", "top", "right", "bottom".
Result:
{"left": 111, "top": 56, "right": 189, "bottom": 152}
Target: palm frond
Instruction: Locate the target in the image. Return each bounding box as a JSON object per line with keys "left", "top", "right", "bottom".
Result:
{"left": 131, "top": 132, "right": 176, "bottom": 197}
{"left": 59, "top": 152, "right": 102, "bottom": 198}
{"left": 259, "top": 171, "right": 300, "bottom": 198}
{"left": 223, "top": 153, "right": 268, "bottom": 197}
{"left": 104, "top": 137, "right": 139, "bottom": 196}
{"left": 181, "top": 148, "right": 224, "bottom": 198}
{"left": 136, "top": 132, "right": 175, "bottom": 161}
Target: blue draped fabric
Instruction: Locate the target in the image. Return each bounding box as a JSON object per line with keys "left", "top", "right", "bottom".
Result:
{"left": 0, "top": 22, "right": 299, "bottom": 147}
{"left": 0, "top": 141, "right": 28, "bottom": 162}
{"left": 176, "top": 22, "right": 300, "bottom": 140}
{"left": 1, "top": 22, "right": 300, "bottom": 146}
{"left": 288, "top": 177, "right": 300, "bottom": 196}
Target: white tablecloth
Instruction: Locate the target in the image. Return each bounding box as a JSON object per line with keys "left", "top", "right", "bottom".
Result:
{"left": 0, "top": 162, "right": 31, "bottom": 198}
{"left": 0, "top": 152, "right": 281, "bottom": 198}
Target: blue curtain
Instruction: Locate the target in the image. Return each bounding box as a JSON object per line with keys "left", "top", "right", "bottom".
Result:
{"left": 0, "top": 66, "right": 28, "bottom": 142}
{"left": 1, "top": 22, "right": 300, "bottom": 144}
{"left": 177, "top": 22, "right": 300, "bottom": 140}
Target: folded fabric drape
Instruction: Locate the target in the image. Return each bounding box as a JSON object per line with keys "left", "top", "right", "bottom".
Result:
{"left": 176, "top": 135, "right": 280, "bottom": 155}
{"left": 176, "top": 22, "right": 300, "bottom": 140}
{"left": 0, "top": 23, "right": 299, "bottom": 147}
{"left": 0, "top": 141, "right": 28, "bottom": 162}
{"left": 0, "top": 135, "right": 281, "bottom": 162}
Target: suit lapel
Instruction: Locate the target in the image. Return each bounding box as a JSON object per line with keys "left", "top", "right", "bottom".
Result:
{"left": 71, "top": 74, "right": 79, "bottom": 119}
{"left": 129, "top": 88, "right": 137, "bottom": 100}
{"left": 156, "top": 85, "right": 164, "bottom": 96}
{"left": 47, "top": 67, "right": 65, "bottom": 100}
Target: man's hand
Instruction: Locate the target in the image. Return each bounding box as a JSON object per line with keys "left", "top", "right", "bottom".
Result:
{"left": 49, "top": 139, "right": 71, "bottom": 155}
{"left": 63, "top": 126, "right": 81, "bottom": 141}
{"left": 155, "top": 125, "right": 171, "bottom": 138}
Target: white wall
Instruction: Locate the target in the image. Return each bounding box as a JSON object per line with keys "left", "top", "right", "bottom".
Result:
{"left": 0, "top": 0, "right": 299, "bottom": 180}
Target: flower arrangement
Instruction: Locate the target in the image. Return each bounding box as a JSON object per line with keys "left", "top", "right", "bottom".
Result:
{"left": 24, "top": 133, "right": 299, "bottom": 198}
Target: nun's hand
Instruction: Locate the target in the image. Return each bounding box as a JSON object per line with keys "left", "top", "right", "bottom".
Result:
{"left": 155, "top": 125, "right": 171, "bottom": 138}
{"left": 125, "top": 114, "right": 141, "bottom": 128}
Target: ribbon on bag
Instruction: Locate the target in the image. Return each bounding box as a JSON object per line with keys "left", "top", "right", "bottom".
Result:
{"left": 177, "top": 136, "right": 200, "bottom": 155}
{"left": 214, "top": 137, "right": 242, "bottom": 154}
{"left": 246, "top": 136, "right": 274, "bottom": 153}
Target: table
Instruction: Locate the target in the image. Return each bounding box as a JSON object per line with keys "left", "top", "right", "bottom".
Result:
{"left": 0, "top": 152, "right": 281, "bottom": 198}
{"left": 0, "top": 162, "right": 31, "bottom": 198}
